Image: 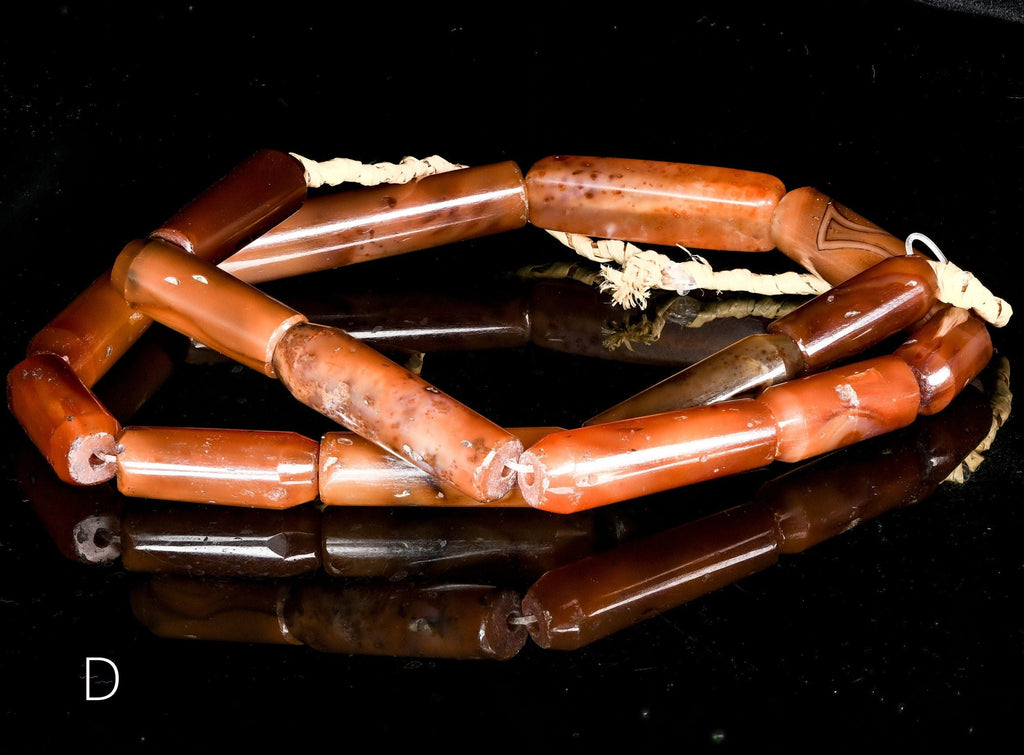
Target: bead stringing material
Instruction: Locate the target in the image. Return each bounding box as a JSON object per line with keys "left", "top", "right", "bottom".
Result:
{"left": 7, "top": 150, "right": 1010, "bottom": 522}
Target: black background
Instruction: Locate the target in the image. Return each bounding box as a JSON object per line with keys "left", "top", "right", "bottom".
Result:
{"left": 2, "top": 2, "right": 1022, "bottom": 752}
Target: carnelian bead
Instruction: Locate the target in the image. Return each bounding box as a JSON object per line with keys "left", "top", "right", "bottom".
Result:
{"left": 115, "top": 427, "right": 320, "bottom": 509}
{"left": 222, "top": 161, "right": 527, "bottom": 283}
{"left": 7, "top": 354, "right": 121, "bottom": 485}
{"left": 526, "top": 155, "right": 785, "bottom": 251}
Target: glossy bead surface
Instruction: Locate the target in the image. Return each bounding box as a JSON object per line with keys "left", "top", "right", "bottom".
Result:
{"left": 759, "top": 355, "right": 921, "bottom": 462}
{"left": 526, "top": 156, "right": 785, "bottom": 251}
{"left": 273, "top": 322, "right": 522, "bottom": 502}
{"left": 894, "top": 305, "right": 993, "bottom": 414}
{"left": 318, "top": 427, "right": 558, "bottom": 507}
{"left": 517, "top": 401, "right": 779, "bottom": 514}
{"left": 585, "top": 333, "right": 804, "bottom": 425}
{"left": 522, "top": 505, "right": 779, "bottom": 650}
{"left": 115, "top": 427, "right": 320, "bottom": 508}
{"left": 770, "top": 187, "right": 908, "bottom": 285}
{"left": 222, "top": 161, "right": 527, "bottom": 283}
{"left": 26, "top": 275, "right": 153, "bottom": 389}
{"left": 111, "top": 238, "right": 307, "bottom": 376}
{"left": 768, "top": 255, "right": 938, "bottom": 370}
{"left": 152, "top": 149, "right": 307, "bottom": 259}
{"left": 27, "top": 150, "right": 307, "bottom": 387}
{"left": 282, "top": 583, "right": 527, "bottom": 660}
{"left": 7, "top": 354, "right": 121, "bottom": 485}
{"left": 121, "top": 503, "right": 322, "bottom": 576}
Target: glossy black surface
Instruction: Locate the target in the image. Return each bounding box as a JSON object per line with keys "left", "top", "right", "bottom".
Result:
{"left": 3, "top": 3, "right": 1022, "bottom": 751}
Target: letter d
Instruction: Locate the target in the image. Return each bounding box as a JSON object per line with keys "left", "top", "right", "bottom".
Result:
{"left": 85, "top": 657, "right": 120, "bottom": 701}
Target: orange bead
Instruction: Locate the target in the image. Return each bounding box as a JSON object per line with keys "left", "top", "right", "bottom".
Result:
{"left": 223, "top": 161, "right": 527, "bottom": 283}
{"left": 517, "top": 401, "right": 779, "bottom": 514}
{"left": 526, "top": 155, "right": 785, "bottom": 251}
{"left": 7, "top": 354, "right": 121, "bottom": 485}
{"left": 318, "top": 427, "right": 559, "bottom": 507}
{"left": 110, "top": 238, "right": 306, "bottom": 376}
{"left": 115, "top": 427, "right": 320, "bottom": 509}
{"left": 769, "top": 186, "right": 908, "bottom": 285}
{"left": 273, "top": 322, "right": 523, "bottom": 503}
{"left": 758, "top": 355, "right": 921, "bottom": 462}
{"left": 894, "top": 305, "right": 993, "bottom": 415}
{"left": 28, "top": 150, "right": 307, "bottom": 387}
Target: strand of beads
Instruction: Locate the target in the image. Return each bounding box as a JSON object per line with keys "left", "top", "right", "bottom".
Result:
{"left": 8, "top": 151, "right": 1009, "bottom": 522}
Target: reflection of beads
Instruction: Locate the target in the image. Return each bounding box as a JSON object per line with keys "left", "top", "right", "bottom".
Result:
{"left": 7, "top": 151, "right": 1007, "bottom": 518}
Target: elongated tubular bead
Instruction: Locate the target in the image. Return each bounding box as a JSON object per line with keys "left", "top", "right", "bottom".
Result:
{"left": 585, "top": 334, "right": 804, "bottom": 425}
{"left": 523, "top": 386, "right": 993, "bottom": 650}
{"left": 767, "top": 254, "right": 938, "bottom": 370}
{"left": 221, "top": 161, "right": 528, "bottom": 283}
{"left": 115, "top": 427, "right": 320, "bottom": 509}
{"left": 519, "top": 356, "right": 922, "bottom": 513}
{"left": 757, "top": 355, "right": 921, "bottom": 462}
{"left": 7, "top": 354, "right": 121, "bottom": 485}
{"left": 318, "top": 427, "right": 559, "bottom": 507}
{"left": 151, "top": 149, "right": 308, "bottom": 259}
{"left": 517, "top": 400, "right": 780, "bottom": 514}
{"left": 321, "top": 507, "right": 599, "bottom": 582}
{"left": 894, "top": 305, "right": 993, "bottom": 415}
{"left": 282, "top": 582, "right": 527, "bottom": 660}
{"left": 585, "top": 255, "right": 939, "bottom": 425}
{"left": 769, "top": 186, "right": 908, "bottom": 285}
{"left": 110, "top": 238, "right": 308, "bottom": 376}
{"left": 525, "top": 155, "right": 786, "bottom": 250}
{"left": 273, "top": 322, "right": 522, "bottom": 502}
{"left": 121, "top": 504, "right": 322, "bottom": 577}
{"left": 27, "top": 150, "right": 307, "bottom": 387}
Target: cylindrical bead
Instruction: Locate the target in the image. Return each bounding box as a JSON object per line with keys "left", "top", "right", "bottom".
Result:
{"left": 115, "top": 427, "right": 320, "bottom": 509}
{"left": 321, "top": 507, "right": 598, "bottom": 582}
{"left": 585, "top": 333, "right": 805, "bottom": 425}
{"left": 110, "top": 238, "right": 307, "bottom": 376}
{"left": 758, "top": 355, "right": 921, "bottom": 462}
{"left": 28, "top": 150, "right": 307, "bottom": 386}
{"left": 318, "top": 427, "right": 558, "bottom": 507}
{"left": 522, "top": 505, "right": 779, "bottom": 650}
{"left": 769, "top": 187, "right": 908, "bottom": 285}
{"left": 7, "top": 354, "right": 121, "bottom": 485}
{"left": 282, "top": 583, "right": 527, "bottom": 660}
{"left": 26, "top": 276, "right": 153, "bottom": 389}
{"left": 273, "top": 323, "right": 522, "bottom": 502}
{"left": 151, "top": 149, "right": 308, "bottom": 260}
{"left": 768, "top": 255, "right": 938, "bottom": 370}
{"left": 894, "top": 305, "right": 993, "bottom": 415}
{"left": 222, "top": 161, "right": 528, "bottom": 283}
{"left": 517, "top": 400, "right": 779, "bottom": 514}
{"left": 525, "top": 156, "right": 785, "bottom": 251}
{"left": 121, "top": 503, "right": 322, "bottom": 577}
